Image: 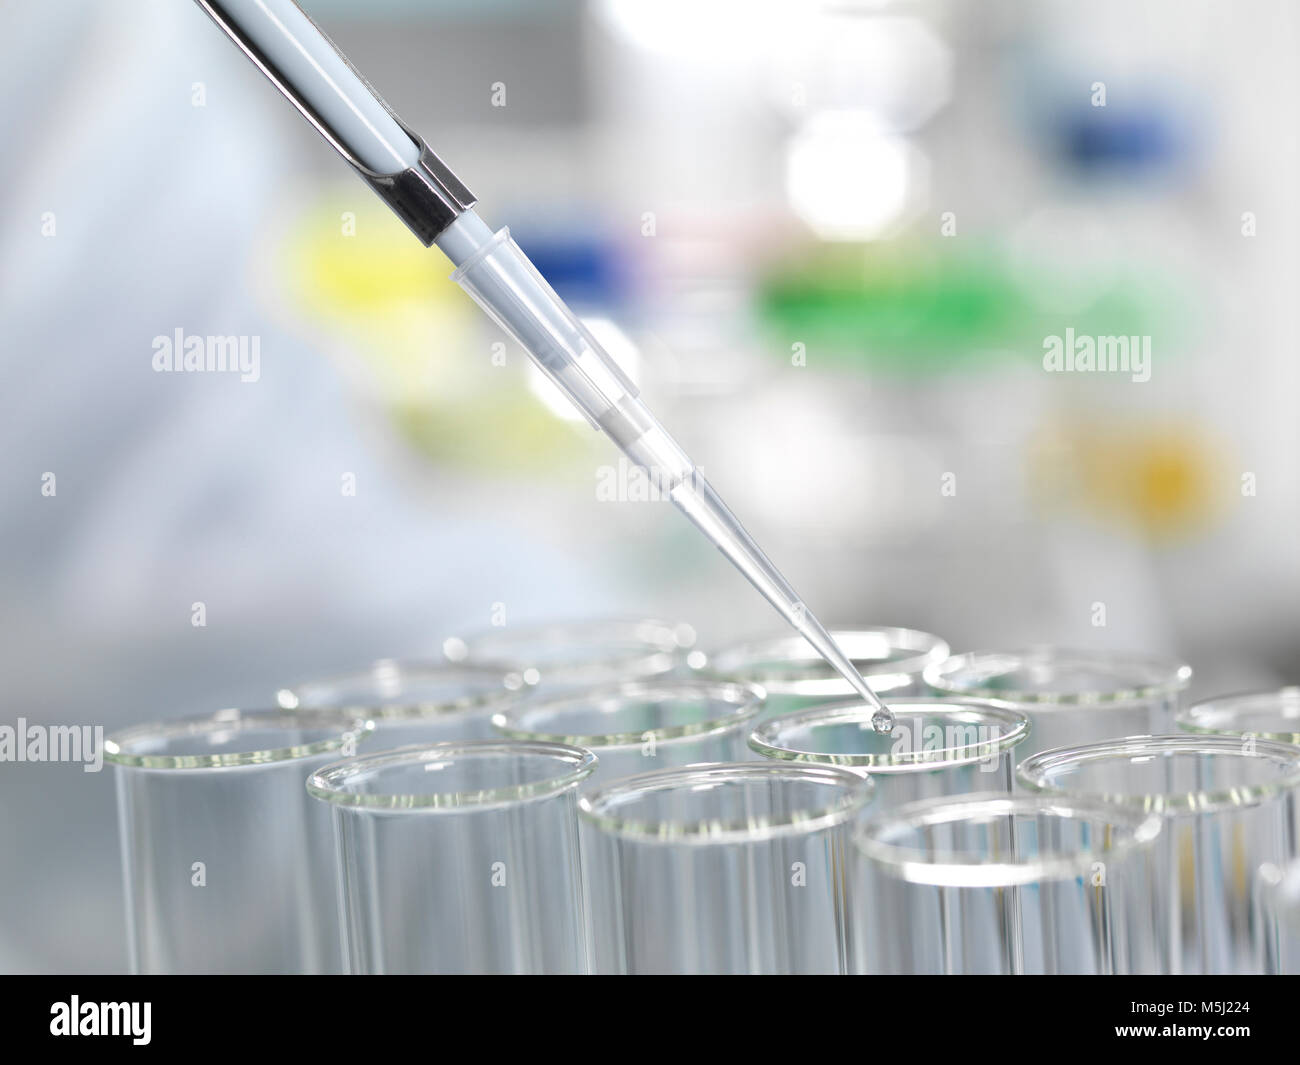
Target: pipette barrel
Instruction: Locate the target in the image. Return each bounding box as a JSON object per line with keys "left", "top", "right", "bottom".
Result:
{"left": 193, "top": 0, "right": 894, "bottom": 730}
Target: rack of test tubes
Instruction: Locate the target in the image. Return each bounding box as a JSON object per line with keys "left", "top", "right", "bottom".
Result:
{"left": 105, "top": 619, "right": 1300, "bottom": 975}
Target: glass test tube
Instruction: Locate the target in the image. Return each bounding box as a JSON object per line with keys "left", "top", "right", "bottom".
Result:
{"left": 308, "top": 740, "right": 594, "bottom": 974}
{"left": 277, "top": 660, "right": 517, "bottom": 748}
{"left": 749, "top": 697, "right": 1029, "bottom": 808}
{"left": 106, "top": 708, "right": 370, "bottom": 974}
{"left": 1177, "top": 686, "right": 1300, "bottom": 744}
{"left": 925, "top": 647, "right": 1192, "bottom": 757}
{"left": 578, "top": 761, "right": 873, "bottom": 974}
{"left": 442, "top": 617, "right": 697, "bottom": 690}
{"left": 1019, "top": 734, "right": 1300, "bottom": 974}
{"left": 703, "top": 626, "right": 949, "bottom": 719}
{"left": 491, "top": 679, "right": 764, "bottom": 783}
{"left": 853, "top": 793, "right": 1162, "bottom": 974}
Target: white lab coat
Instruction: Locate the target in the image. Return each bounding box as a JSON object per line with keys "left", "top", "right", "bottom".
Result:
{"left": 0, "top": 0, "right": 602, "bottom": 972}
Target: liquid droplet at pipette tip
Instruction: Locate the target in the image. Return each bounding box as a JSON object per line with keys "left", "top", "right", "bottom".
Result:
{"left": 841, "top": 667, "right": 894, "bottom": 732}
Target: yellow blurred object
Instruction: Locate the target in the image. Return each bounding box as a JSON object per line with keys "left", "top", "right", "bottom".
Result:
{"left": 1232, "top": 822, "right": 1248, "bottom": 904}
{"left": 1178, "top": 824, "right": 1195, "bottom": 906}
{"left": 274, "top": 191, "right": 589, "bottom": 473}
{"left": 1029, "top": 416, "right": 1229, "bottom": 540}
{"left": 281, "top": 195, "right": 473, "bottom": 401}
{"left": 286, "top": 200, "right": 453, "bottom": 312}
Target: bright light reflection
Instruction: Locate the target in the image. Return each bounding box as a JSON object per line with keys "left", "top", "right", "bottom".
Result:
{"left": 596, "top": 0, "right": 785, "bottom": 62}
{"left": 785, "top": 112, "right": 922, "bottom": 240}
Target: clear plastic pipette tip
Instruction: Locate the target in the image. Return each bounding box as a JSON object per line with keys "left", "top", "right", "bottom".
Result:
{"left": 666, "top": 473, "right": 895, "bottom": 733}
{"left": 791, "top": 614, "right": 896, "bottom": 733}
{"left": 438, "top": 213, "right": 896, "bottom": 733}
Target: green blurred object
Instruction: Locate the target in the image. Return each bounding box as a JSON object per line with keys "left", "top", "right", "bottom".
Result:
{"left": 757, "top": 242, "right": 1168, "bottom": 373}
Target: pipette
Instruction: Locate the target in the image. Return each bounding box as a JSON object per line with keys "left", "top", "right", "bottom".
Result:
{"left": 194, "top": 0, "right": 895, "bottom": 732}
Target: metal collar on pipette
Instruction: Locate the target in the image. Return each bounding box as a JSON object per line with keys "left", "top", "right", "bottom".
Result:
{"left": 353, "top": 116, "right": 476, "bottom": 246}
{"left": 194, "top": 0, "right": 476, "bottom": 245}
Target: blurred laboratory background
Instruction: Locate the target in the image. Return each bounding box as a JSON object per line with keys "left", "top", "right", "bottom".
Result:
{"left": 1, "top": 0, "right": 1297, "bottom": 971}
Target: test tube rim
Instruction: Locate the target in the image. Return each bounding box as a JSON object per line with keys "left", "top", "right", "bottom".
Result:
{"left": 577, "top": 760, "right": 873, "bottom": 846}
{"left": 491, "top": 679, "right": 765, "bottom": 751}
{"left": 748, "top": 696, "right": 1030, "bottom": 774}
{"left": 1176, "top": 686, "right": 1300, "bottom": 744}
{"left": 441, "top": 617, "right": 693, "bottom": 687}
{"left": 104, "top": 707, "right": 373, "bottom": 770}
{"left": 275, "top": 659, "right": 516, "bottom": 719}
{"left": 853, "top": 791, "right": 1163, "bottom": 888}
{"left": 306, "top": 739, "right": 596, "bottom": 812}
{"left": 701, "top": 626, "right": 949, "bottom": 697}
{"left": 924, "top": 646, "right": 1193, "bottom": 709}
{"left": 1017, "top": 733, "right": 1300, "bottom": 815}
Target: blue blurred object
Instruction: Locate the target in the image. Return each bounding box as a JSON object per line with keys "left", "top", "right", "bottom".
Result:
{"left": 1058, "top": 104, "right": 1189, "bottom": 172}
{"left": 509, "top": 226, "right": 631, "bottom": 310}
